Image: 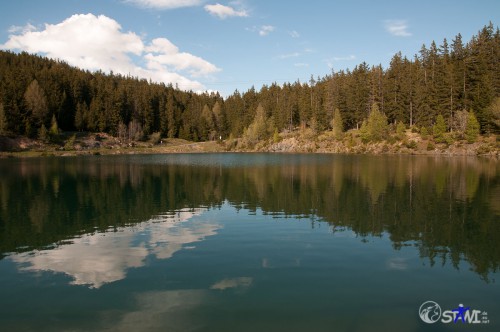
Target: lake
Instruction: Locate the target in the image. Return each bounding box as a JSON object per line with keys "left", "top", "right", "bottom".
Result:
{"left": 0, "top": 153, "right": 499, "bottom": 331}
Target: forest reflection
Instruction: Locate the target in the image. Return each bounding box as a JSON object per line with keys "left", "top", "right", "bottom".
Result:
{"left": 0, "top": 154, "right": 498, "bottom": 280}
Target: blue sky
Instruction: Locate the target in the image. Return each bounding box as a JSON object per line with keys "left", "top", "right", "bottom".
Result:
{"left": 0, "top": 0, "right": 498, "bottom": 96}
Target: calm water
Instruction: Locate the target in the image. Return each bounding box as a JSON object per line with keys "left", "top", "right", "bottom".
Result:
{"left": 0, "top": 153, "right": 499, "bottom": 331}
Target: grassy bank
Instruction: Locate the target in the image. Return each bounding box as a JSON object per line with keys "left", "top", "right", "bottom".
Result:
{"left": 1, "top": 129, "right": 498, "bottom": 158}
{"left": 0, "top": 132, "right": 225, "bottom": 158}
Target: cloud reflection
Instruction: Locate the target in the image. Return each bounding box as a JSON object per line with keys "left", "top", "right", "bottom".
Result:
{"left": 10, "top": 208, "right": 220, "bottom": 288}
{"left": 210, "top": 277, "right": 253, "bottom": 290}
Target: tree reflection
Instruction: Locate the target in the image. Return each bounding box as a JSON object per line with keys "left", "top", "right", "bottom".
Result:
{"left": 0, "top": 154, "right": 498, "bottom": 280}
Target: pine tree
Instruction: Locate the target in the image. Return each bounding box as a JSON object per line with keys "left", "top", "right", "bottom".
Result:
{"left": 331, "top": 108, "right": 343, "bottom": 139}
{"left": 38, "top": 124, "right": 48, "bottom": 142}
{"left": 433, "top": 114, "right": 447, "bottom": 142}
{"left": 0, "top": 103, "right": 7, "bottom": 135}
{"left": 465, "top": 111, "right": 480, "bottom": 143}
{"left": 366, "top": 103, "right": 388, "bottom": 142}
{"left": 49, "top": 114, "right": 59, "bottom": 141}
{"left": 24, "top": 79, "right": 48, "bottom": 127}
{"left": 74, "top": 102, "right": 87, "bottom": 131}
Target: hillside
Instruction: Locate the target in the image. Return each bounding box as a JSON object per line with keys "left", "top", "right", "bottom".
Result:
{"left": 0, "top": 23, "right": 499, "bottom": 153}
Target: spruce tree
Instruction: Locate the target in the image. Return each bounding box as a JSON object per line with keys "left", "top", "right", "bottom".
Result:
{"left": 0, "top": 103, "right": 7, "bottom": 135}
{"left": 433, "top": 114, "right": 447, "bottom": 142}
{"left": 331, "top": 108, "right": 344, "bottom": 139}
{"left": 465, "top": 111, "right": 480, "bottom": 143}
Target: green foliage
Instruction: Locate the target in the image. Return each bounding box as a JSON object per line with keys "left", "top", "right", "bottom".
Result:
{"left": 0, "top": 23, "right": 498, "bottom": 141}
{"left": 405, "top": 140, "right": 417, "bottom": 149}
{"left": 361, "top": 103, "right": 388, "bottom": 142}
{"left": 74, "top": 102, "right": 86, "bottom": 131}
{"left": 433, "top": 114, "right": 447, "bottom": 143}
{"left": 129, "top": 119, "right": 144, "bottom": 142}
{"left": 0, "top": 103, "right": 7, "bottom": 135}
{"left": 465, "top": 111, "right": 480, "bottom": 143}
{"left": 273, "top": 128, "right": 281, "bottom": 143}
{"left": 420, "top": 126, "right": 429, "bottom": 138}
{"left": 486, "top": 97, "right": 500, "bottom": 133}
{"left": 64, "top": 134, "right": 76, "bottom": 150}
{"left": 396, "top": 121, "right": 406, "bottom": 139}
{"left": 426, "top": 141, "right": 435, "bottom": 151}
{"left": 243, "top": 104, "right": 270, "bottom": 146}
{"left": 38, "top": 124, "right": 48, "bottom": 143}
{"left": 24, "top": 79, "right": 48, "bottom": 127}
{"left": 359, "top": 120, "right": 369, "bottom": 143}
{"left": 331, "top": 108, "right": 344, "bottom": 139}
{"left": 149, "top": 132, "right": 162, "bottom": 145}
{"left": 49, "top": 115, "right": 59, "bottom": 136}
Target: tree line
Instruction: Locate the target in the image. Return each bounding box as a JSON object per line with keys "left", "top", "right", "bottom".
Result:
{"left": 0, "top": 23, "right": 499, "bottom": 142}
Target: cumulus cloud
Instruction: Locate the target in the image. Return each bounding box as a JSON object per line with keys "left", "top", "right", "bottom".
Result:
{"left": 204, "top": 3, "right": 248, "bottom": 19}
{"left": 124, "top": 0, "right": 203, "bottom": 9}
{"left": 384, "top": 20, "right": 412, "bottom": 37}
{"left": 289, "top": 30, "right": 300, "bottom": 38}
{"left": 145, "top": 38, "right": 220, "bottom": 77}
{"left": 1, "top": 14, "right": 220, "bottom": 91}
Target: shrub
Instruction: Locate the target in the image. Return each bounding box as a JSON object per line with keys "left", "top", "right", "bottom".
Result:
{"left": 64, "top": 134, "right": 76, "bottom": 150}
{"left": 149, "top": 132, "right": 162, "bottom": 145}
{"left": 405, "top": 140, "right": 417, "bottom": 149}
{"left": 420, "top": 126, "right": 428, "bottom": 138}
{"left": 396, "top": 121, "right": 406, "bottom": 138}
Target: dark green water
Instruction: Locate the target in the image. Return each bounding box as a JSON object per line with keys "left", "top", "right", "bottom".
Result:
{"left": 0, "top": 153, "right": 499, "bottom": 331}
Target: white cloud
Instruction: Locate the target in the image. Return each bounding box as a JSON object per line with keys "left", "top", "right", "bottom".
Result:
{"left": 204, "top": 3, "right": 248, "bottom": 19}
{"left": 8, "top": 23, "right": 37, "bottom": 34}
{"left": 124, "top": 0, "right": 203, "bottom": 9}
{"left": 384, "top": 20, "right": 412, "bottom": 37}
{"left": 145, "top": 38, "right": 220, "bottom": 77}
{"left": 289, "top": 30, "right": 300, "bottom": 38}
{"left": 294, "top": 63, "right": 309, "bottom": 67}
{"left": 1, "top": 14, "right": 220, "bottom": 91}
{"left": 246, "top": 25, "right": 275, "bottom": 36}
{"left": 259, "top": 25, "right": 274, "bottom": 36}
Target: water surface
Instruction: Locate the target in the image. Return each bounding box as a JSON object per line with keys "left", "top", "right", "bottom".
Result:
{"left": 0, "top": 154, "right": 499, "bottom": 331}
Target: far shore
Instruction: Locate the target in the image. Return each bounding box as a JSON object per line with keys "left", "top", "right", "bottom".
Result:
{"left": 0, "top": 131, "right": 498, "bottom": 158}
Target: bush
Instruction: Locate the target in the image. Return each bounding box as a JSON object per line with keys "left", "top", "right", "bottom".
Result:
{"left": 396, "top": 121, "right": 406, "bottom": 138}
{"left": 149, "top": 132, "right": 162, "bottom": 145}
{"left": 426, "top": 141, "right": 435, "bottom": 151}
{"left": 64, "top": 134, "right": 76, "bottom": 150}
{"left": 405, "top": 140, "right": 417, "bottom": 149}
{"left": 420, "top": 126, "right": 428, "bottom": 138}
{"left": 444, "top": 133, "right": 455, "bottom": 146}
{"left": 38, "top": 124, "right": 48, "bottom": 143}
{"left": 273, "top": 128, "right": 281, "bottom": 143}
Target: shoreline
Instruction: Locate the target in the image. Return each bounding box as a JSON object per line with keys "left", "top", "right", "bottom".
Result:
{"left": 0, "top": 131, "right": 498, "bottom": 158}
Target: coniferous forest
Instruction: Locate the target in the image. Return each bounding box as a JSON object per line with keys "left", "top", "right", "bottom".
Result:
{"left": 0, "top": 23, "right": 499, "bottom": 144}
